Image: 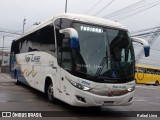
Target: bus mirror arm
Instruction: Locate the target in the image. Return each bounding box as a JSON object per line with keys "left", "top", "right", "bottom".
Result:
{"left": 59, "top": 28, "right": 79, "bottom": 49}
{"left": 131, "top": 37, "right": 150, "bottom": 57}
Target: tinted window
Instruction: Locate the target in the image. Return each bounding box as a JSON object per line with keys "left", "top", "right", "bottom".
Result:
{"left": 19, "top": 24, "right": 55, "bottom": 53}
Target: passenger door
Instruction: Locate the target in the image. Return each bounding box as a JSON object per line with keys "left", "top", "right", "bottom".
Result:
{"left": 58, "top": 33, "right": 72, "bottom": 103}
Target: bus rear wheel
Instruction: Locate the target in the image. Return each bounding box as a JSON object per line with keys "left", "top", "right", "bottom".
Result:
{"left": 154, "top": 81, "right": 159, "bottom": 86}
{"left": 15, "top": 76, "right": 21, "bottom": 85}
{"left": 47, "top": 82, "right": 55, "bottom": 102}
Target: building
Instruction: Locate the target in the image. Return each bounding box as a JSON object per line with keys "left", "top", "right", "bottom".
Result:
{"left": 0, "top": 51, "right": 10, "bottom": 73}
{"left": 0, "top": 51, "right": 10, "bottom": 66}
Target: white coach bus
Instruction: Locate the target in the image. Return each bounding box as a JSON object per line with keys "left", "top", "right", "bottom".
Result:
{"left": 10, "top": 13, "right": 150, "bottom": 106}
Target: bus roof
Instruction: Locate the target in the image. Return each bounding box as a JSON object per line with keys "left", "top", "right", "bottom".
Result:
{"left": 136, "top": 64, "right": 160, "bottom": 70}
{"left": 55, "top": 13, "right": 127, "bottom": 30}
{"left": 16, "top": 13, "right": 128, "bottom": 41}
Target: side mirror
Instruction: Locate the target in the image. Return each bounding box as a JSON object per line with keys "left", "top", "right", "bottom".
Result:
{"left": 132, "top": 37, "right": 150, "bottom": 57}
{"left": 59, "top": 28, "right": 79, "bottom": 49}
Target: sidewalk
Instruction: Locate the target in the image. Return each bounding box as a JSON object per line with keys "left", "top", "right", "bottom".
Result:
{"left": 0, "top": 73, "right": 11, "bottom": 79}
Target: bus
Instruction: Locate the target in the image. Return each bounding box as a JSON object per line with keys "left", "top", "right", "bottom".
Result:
{"left": 9, "top": 13, "right": 150, "bottom": 106}
{"left": 135, "top": 64, "right": 160, "bottom": 86}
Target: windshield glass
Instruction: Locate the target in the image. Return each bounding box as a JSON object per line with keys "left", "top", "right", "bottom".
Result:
{"left": 73, "top": 23, "right": 135, "bottom": 83}
{"left": 107, "top": 29, "right": 134, "bottom": 79}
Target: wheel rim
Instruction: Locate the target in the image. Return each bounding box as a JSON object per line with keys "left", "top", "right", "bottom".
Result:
{"left": 48, "top": 85, "right": 53, "bottom": 100}
{"left": 155, "top": 81, "right": 159, "bottom": 86}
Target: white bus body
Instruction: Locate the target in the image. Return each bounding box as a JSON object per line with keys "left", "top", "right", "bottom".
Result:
{"left": 10, "top": 13, "right": 150, "bottom": 106}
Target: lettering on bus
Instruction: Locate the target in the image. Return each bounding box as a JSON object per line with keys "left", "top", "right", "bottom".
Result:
{"left": 137, "top": 67, "right": 160, "bottom": 75}
{"left": 136, "top": 67, "right": 160, "bottom": 80}
{"left": 80, "top": 26, "right": 103, "bottom": 33}
{"left": 112, "top": 85, "right": 126, "bottom": 89}
{"left": 77, "top": 64, "right": 103, "bottom": 69}
{"left": 25, "top": 54, "right": 41, "bottom": 63}
{"left": 22, "top": 68, "right": 37, "bottom": 77}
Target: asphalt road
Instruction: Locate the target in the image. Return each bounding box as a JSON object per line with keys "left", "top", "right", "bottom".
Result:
{"left": 0, "top": 73, "right": 160, "bottom": 120}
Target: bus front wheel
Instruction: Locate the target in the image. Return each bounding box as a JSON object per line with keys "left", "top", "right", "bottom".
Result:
{"left": 47, "top": 82, "right": 55, "bottom": 102}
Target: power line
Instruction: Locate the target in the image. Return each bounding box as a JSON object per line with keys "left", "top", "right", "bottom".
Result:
{"left": 115, "top": 1, "right": 160, "bottom": 21}
{"left": 141, "top": 58, "right": 160, "bottom": 63}
{"left": 135, "top": 25, "right": 160, "bottom": 63}
{"left": 138, "top": 62, "right": 160, "bottom": 67}
{"left": 150, "top": 47, "right": 160, "bottom": 51}
{"left": 131, "top": 26, "right": 159, "bottom": 34}
{"left": 131, "top": 30, "right": 160, "bottom": 37}
{"left": 103, "top": 0, "right": 160, "bottom": 21}
{"left": 138, "top": 60, "right": 160, "bottom": 65}
{"left": 134, "top": 44, "right": 160, "bottom": 54}
{"left": 115, "top": 0, "right": 160, "bottom": 21}
{"left": 93, "top": 0, "right": 115, "bottom": 16}
{"left": 130, "top": 24, "right": 160, "bottom": 38}
{"left": 131, "top": 25, "right": 160, "bottom": 47}
{"left": 103, "top": 0, "right": 148, "bottom": 18}
{"left": 84, "top": 0, "right": 103, "bottom": 14}
{"left": 0, "top": 30, "right": 21, "bottom": 35}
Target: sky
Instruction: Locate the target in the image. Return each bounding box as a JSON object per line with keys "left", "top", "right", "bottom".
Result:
{"left": 0, "top": 0, "right": 160, "bottom": 67}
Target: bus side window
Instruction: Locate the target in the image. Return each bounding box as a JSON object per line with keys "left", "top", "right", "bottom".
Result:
{"left": 137, "top": 67, "right": 145, "bottom": 73}
{"left": 19, "top": 24, "right": 56, "bottom": 53}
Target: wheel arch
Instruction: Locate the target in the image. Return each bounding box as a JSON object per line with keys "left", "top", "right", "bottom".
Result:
{"left": 44, "top": 75, "right": 54, "bottom": 94}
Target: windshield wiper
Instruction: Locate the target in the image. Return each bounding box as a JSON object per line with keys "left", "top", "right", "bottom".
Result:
{"left": 95, "top": 57, "right": 107, "bottom": 77}
{"left": 76, "top": 70, "right": 98, "bottom": 79}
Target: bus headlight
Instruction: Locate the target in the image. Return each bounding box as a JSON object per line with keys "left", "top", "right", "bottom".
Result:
{"left": 67, "top": 78, "right": 90, "bottom": 91}
{"left": 127, "top": 86, "right": 135, "bottom": 92}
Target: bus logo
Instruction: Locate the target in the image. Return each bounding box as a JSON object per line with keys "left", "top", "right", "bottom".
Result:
{"left": 112, "top": 71, "right": 117, "bottom": 78}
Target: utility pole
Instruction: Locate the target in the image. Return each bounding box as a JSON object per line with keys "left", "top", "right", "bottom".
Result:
{"left": 1, "top": 36, "right": 5, "bottom": 66}
{"left": 65, "top": 0, "right": 67, "bottom": 13}
{"left": 22, "top": 18, "right": 26, "bottom": 35}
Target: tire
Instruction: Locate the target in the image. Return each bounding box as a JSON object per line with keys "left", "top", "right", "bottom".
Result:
{"left": 154, "top": 81, "right": 159, "bottom": 86}
{"left": 47, "top": 82, "right": 55, "bottom": 103}
{"left": 15, "top": 76, "right": 21, "bottom": 85}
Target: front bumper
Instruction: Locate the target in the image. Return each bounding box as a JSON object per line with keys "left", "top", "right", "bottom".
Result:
{"left": 70, "top": 87, "right": 134, "bottom": 106}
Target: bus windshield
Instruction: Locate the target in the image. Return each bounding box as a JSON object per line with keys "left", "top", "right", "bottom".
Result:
{"left": 72, "top": 23, "right": 135, "bottom": 83}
